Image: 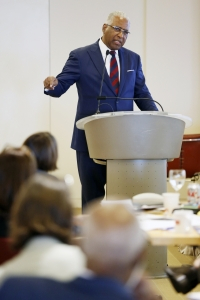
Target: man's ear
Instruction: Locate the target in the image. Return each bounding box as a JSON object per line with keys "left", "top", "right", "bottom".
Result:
{"left": 102, "top": 24, "right": 107, "bottom": 34}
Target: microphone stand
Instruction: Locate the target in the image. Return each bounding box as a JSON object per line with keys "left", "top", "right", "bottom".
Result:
{"left": 96, "top": 50, "right": 110, "bottom": 114}
{"left": 97, "top": 96, "right": 164, "bottom": 112}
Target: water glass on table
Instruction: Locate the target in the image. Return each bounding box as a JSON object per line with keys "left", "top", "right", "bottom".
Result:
{"left": 162, "top": 192, "right": 180, "bottom": 215}
{"left": 173, "top": 209, "right": 193, "bottom": 234}
{"left": 165, "top": 169, "right": 186, "bottom": 215}
{"left": 169, "top": 169, "right": 186, "bottom": 192}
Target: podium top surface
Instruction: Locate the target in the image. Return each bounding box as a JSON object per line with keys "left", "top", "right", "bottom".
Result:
{"left": 76, "top": 111, "right": 192, "bottom": 130}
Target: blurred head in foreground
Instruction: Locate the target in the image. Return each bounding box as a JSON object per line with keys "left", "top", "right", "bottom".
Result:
{"left": 82, "top": 203, "right": 147, "bottom": 284}
{"left": 23, "top": 132, "right": 58, "bottom": 172}
{"left": 10, "top": 173, "right": 73, "bottom": 250}
{"left": 0, "top": 146, "right": 37, "bottom": 217}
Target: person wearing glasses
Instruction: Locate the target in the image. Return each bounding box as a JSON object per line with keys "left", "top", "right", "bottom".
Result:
{"left": 43, "top": 11, "right": 158, "bottom": 211}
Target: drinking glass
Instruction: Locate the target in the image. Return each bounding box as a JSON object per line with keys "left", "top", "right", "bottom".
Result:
{"left": 169, "top": 169, "right": 186, "bottom": 192}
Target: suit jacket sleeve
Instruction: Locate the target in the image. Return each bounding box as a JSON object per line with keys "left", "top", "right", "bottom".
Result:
{"left": 44, "top": 51, "right": 80, "bottom": 98}
{"left": 133, "top": 56, "right": 158, "bottom": 111}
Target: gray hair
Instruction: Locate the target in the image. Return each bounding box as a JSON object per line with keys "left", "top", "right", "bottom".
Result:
{"left": 82, "top": 204, "right": 146, "bottom": 267}
{"left": 106, "top": 11, "right": 130, "bottom": 26}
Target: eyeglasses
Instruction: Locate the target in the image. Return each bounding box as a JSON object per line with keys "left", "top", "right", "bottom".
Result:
{"left": 106, "top": 24, "right": 130, "bottom": 36}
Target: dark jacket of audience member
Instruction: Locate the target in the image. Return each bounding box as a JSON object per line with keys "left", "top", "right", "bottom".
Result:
{"left": 0, "top": 276, "right": 134, "bottom": 300}
{"left": 23, "top": 132, "right": 58, "bottom": 172}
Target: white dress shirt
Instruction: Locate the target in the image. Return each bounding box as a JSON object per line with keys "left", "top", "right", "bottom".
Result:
{"left": 99, "top": 38, "right": 120, "bottom": 81}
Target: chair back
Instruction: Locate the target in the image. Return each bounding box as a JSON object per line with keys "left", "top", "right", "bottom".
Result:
{"left": 167, "top": 134, "right": 200, "bottom": 178}
{"left": 0, "top": 238, "right": 18, "bottom": 265}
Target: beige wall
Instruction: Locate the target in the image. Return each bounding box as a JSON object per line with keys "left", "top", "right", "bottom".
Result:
{"left": 0, "top": 0, "right": 50, "bottom": 146}
{"left": 146, "top": 0, "right": 200, "bottom": 133}
{"left": 0, "top": 0, "right": 199, "bottom": 207}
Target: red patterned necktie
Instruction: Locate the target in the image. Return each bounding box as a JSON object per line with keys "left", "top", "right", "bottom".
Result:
{"left": 110, "top": 50, "right": 119, "bottom": 95}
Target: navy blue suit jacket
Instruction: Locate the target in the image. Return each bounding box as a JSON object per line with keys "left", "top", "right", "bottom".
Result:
{"left": 45, "top": 40, "right": 157, "bottom": 151}
{"left": 0, "top": 276, "right": 135, "bottom": 300}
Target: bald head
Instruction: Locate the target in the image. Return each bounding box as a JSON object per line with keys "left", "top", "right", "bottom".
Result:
{"left": 82, "top": 203, "right": 146, "bottom": 268}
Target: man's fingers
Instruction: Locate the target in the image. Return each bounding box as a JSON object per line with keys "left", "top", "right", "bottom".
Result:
{"left": 50, "top": 79, "right": 56, "bottom": 88}
{"left": 44, "top": 77, "right": 58, "bottom": 89}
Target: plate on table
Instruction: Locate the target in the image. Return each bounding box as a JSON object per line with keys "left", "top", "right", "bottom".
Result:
{"left": 140, "top": 204, "right": 164, "bottom": 211}
{"left": 132, "top": 193, "right": 163, "bottom": 210}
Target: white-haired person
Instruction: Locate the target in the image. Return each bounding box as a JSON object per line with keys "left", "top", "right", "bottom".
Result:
{"left": 0, "top": 203, "right": 161, "bottom": 300}
{"left": 0, "top": 173, "right": 86, "bottom": 284}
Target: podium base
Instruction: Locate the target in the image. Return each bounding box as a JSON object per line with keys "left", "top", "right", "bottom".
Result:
{"left": 106, "top": 159, "right": 167, "bottom": 199}
{"left": 146, "top": 244, "right": 167, "bottom": 278}
{"left": 106, "top": 159, "right": 167, "bottom": 278}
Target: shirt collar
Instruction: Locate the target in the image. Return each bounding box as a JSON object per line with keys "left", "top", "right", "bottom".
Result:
{"left": 99, "top": 38, "right": 119, "bottom": 60}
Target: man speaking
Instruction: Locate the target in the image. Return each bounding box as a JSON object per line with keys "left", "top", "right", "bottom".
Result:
{"left": 43, "top": 11, "right": 158, "bottom": 210}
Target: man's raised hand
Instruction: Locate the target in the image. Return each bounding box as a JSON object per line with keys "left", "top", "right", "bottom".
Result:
{"left": 43, "top": 76, "right": 58, "bottom": 90}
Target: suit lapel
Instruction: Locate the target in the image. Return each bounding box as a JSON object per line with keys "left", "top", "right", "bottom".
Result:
{"left": 87, "top": 42, "right": 115, "bottom": 95}
{"left": 118, "top": 47, "right": 128, "bottom": 95}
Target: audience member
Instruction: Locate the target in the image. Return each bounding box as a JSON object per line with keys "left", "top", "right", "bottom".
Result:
{"left": 23, "top": 132, "right": 58, "bottom": 173}
{"left": 0, "top": 203, "right": 155, "bottom": 300}
{"left": 0, "top": 146, "right": 36, "bottom": 238}
{"left": 0, "top": 173, "right": 85, "bottom": 284}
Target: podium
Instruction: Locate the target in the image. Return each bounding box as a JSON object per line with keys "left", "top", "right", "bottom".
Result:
{"left": 77, "top": 111, "right": 192, "bottom": 199}
{"left": 77, "top": 111, "right": 192, "bottom": 277}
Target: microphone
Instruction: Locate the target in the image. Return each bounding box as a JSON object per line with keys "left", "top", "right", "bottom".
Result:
{"left": 96, "top": 50, "right": 110, "bottom": 114}
{"left": 97, "top": 96, "right": 164, "bottom": 112}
